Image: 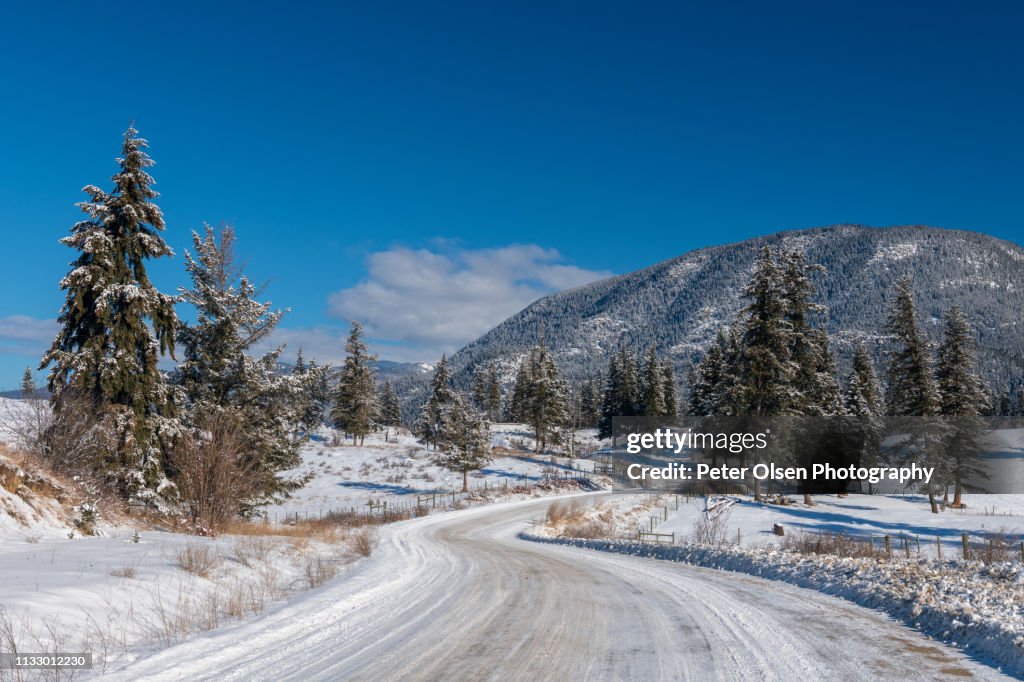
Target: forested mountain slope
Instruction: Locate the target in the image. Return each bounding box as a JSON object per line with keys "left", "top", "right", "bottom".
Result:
{"left": 431, "top": 226, "right": 1024, "bottom": 399}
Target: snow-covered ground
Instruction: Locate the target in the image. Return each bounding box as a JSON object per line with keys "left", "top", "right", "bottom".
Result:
{"left": 260, "top": 424, "right": 598, "bottom": 519}
{"left": 640, "top": 492, "right": 1024, "bottom": 557}
{"left": 102, "top": 495, "right": 1011, "bottom": 681}
{"left": 0, "top": 398, "right": 604, "bottom": 677}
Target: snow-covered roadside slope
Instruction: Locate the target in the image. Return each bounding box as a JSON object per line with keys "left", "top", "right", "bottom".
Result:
{"left": 104, "top": 494, "right": 1009, "bottom": 681}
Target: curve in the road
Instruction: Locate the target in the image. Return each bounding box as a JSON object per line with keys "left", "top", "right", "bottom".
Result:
{"left": 105, "top": 496, "right": 1012, "bottom": 681}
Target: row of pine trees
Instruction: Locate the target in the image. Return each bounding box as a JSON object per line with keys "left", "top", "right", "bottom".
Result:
{"left": 683, "top": 246, "right": 990, "bottom": 512}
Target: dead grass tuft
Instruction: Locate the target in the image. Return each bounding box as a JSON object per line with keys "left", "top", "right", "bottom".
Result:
{"left": 174, "top": 542, "right": 222, "bottom": 578}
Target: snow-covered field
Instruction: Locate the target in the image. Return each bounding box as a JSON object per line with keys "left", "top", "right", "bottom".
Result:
{"left": 262, "top": 424, "right": 599, "bottom": 519}
{"left": 646, "top": 492, "right": 1024, "bottom": 557}
{"left": 3, "top": 389, "right": 1024, "bottom": 679}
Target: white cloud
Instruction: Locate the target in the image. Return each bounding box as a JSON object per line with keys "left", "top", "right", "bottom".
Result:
{"left": 0, "top": 316, "right": 58, "bottom": 356}
{"left": 253, "top": 326, "right": 351, "bottom": 366}
{"left": 326, "top": 244, "right": 612, "bottom": 362}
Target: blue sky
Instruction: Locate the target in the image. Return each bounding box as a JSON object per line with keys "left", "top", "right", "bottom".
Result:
{"left": 2, "top": 1, "right": 1024, "bottom": 387}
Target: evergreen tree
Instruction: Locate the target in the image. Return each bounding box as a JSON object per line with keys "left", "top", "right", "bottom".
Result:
{"left": 435, "top": 393, "right": 491, "bottom": 492}
{"left": 597, "top": 349, "right": 640, "bottom": 439}
{"left": 20, "top": 368, "right": 36, "bottom": 400}
{"left": 507, "top": 359, "right": 531, "bottom": 422}
{"left": 523, "top": 340, "right": 569, "bottom": 452}
{"left": 936, "top": 306, "right": 988, "bottom": 508}
{"left": 597, "top": 352, "right": 621, "bottom": 439}
{"left": 471, "top": 366, "right": 488, "bottom": 411}
{"left": 485, "top": 362, "right": 502, "bottom": 422}
{"left": 844, "top": 343, "right": 883, "bottom": 417}
{"left": 299, "top": 359, "right": 331, "bottom": 433}
{"left": 781, "top": 250, "right": 823, "bottom": 414}
{"left": 579, "top": 377, "right": 601, "bottom": 428}
{"left": 843, "top": 343, "right": 884, "bottom": 491}
{"left": 415, "top": 355, "right": 455, "bottom": 449}
{"left": 885, "top": 277, "right": 940, "bottom": 417}
{"left": 377, "top": 380, "right": 402, "bottom": 442}
{"left": 732, "top": 247, "right": 794, "bottom": 416}
{"left": 331, "top": 321, "right": 378, "bottom": 445}
{"left": 639, "top": 345, "right": 666, "bottom": 417}
{"left": 662, "top": 361, "right": 679, "bottom": 419}
{"left": 812, "top": 330, "right": 844, "bottom": 416}
{"left": 174, "top": 225, "right": 306, "bottom": 511}
{"left": 998, "top": 383, "right": 1013, "bottom": 416}
{"left": 688, "top": 329, "right": 728, "bottom": 416}
{"left": 41, "top": 126, "right": 178, "bottom": 500}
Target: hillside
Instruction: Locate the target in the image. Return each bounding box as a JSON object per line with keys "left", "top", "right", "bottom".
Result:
{"left": 419, "top": 225, "right": 1024, "bottom": 401}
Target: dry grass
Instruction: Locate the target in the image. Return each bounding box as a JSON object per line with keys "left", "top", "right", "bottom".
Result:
{"left": 302, "top": 552, "right": 340, "bottom": 588}
{"left": 232, "top": 535, "right": 277, "bottom": 568}
{"left": 781, "top": 530, "right": 887, "bottom": 559}
{"left": 545, "top": 498, "right": 585, "bottom": 524}
{"left": 967, "top": 530, "right": 1022, "bottom": 563}
{"left": 108, "top": 564, "right": 138, "bottom": 579}
{"left": 174, "top": 542, "right": 222, "bottom": 578}
{"left": 346, "top": 527, "right": 377, "bottom": 558}
{"left": 545, "top": 499, "right": 613, "bottom": 539}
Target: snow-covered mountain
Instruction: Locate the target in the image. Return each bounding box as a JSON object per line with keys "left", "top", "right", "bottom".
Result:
{"left": 429, "top": 225, "right": 1024, "bottom": 396}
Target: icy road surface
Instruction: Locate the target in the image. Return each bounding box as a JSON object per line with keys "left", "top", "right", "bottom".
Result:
{"left": 106, "top": 495, "right": 1011, "bottom": 681}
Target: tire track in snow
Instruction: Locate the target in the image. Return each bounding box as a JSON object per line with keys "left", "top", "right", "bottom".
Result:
{"left": 104, "top": 495, "right": 1013, "bottom": 681}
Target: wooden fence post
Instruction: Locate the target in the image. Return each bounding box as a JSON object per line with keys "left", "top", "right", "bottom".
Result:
{"left": 962, "top": 533, "right": 970, "bottom": 560}
{"left": 884, "top": 535, "right": 891, "bottom": 558}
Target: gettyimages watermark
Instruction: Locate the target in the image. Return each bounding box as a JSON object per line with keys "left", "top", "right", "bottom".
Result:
{"left": 603, "top": 416, "right": 1024, "bottom": 494}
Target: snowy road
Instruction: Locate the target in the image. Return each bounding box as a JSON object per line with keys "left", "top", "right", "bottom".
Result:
{"left": 107, "top": 495, "right": 1011, "bottom": 681}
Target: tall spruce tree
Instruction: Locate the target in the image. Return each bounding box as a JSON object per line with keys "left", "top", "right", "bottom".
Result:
{"left": 580, "top": 377, "right": 601, "bottom": 428}
{"left": 885, "top": 277, "right": 940, "bottom": 417}
{"left": 523, "top": 339, "right": 569, "bottom": 453}
{"left": 662, "top": 361, "right": 679, "bottom": 419}
{"left": 331, "top": 321, "right": 378, "bottom": 445}
{"left": 998, "top": 384, "right": 1013, "bottom": 417}
{"left": 728, "top": 247, "right": 797, "bottom": 500}
{"left": 41, "top": 126, "right": 179, "bottom": 499}
{"left": 733, "top": 247, "right": 795, "bottom": 416}
{"left": 299, "top": 359, "right": 331, "bottom": 433}
{"left": 781, "top": 250, "right": 823, "bottom": 414}
{"left": 485, "top": 362, "right": 502, "bottom": 422}
{"left": 507, "top": 359, "right": 531, "bottom": 423}
{"left": 936, "top": 306, "right": 988, "bottom": 508}
{"left": 813, "top": 330, "right": 844, "bottom": 416}
{"left": 884, "top": 277, "right": 944, "bottom": 511}
{"left": 174, "top": 225, "right": 306, "bottom": 510}
{"left": 844, "top": 343, "right": 885, "bottom": 490}
{"left": 598, "top": 348, "right": 640, "bottom": 439}
{"left": 639, "top": 345, "right": 666, "bottom": 417}
{"left": 845, "top": 343, "right": 883, "bottom": 417}
{"left": 471, "top": 366, "right": 488, "bottom": 411}
{"left": 377, "top": 380, "right": 402, "bottom": 441}
{"left": 416, "top": 355, "right": 455, "bottom": 449}
{"left": 688, "top": 329, "right": 729, "bottom": 416}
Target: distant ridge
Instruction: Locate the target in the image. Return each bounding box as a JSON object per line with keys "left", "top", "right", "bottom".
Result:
{"left": 426, "top": 225, "right": 1024, "bottom": 399}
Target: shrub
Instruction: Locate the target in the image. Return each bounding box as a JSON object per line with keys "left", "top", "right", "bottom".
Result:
{"left": 175, "top": 542, "right": 222, "bottom": 577}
